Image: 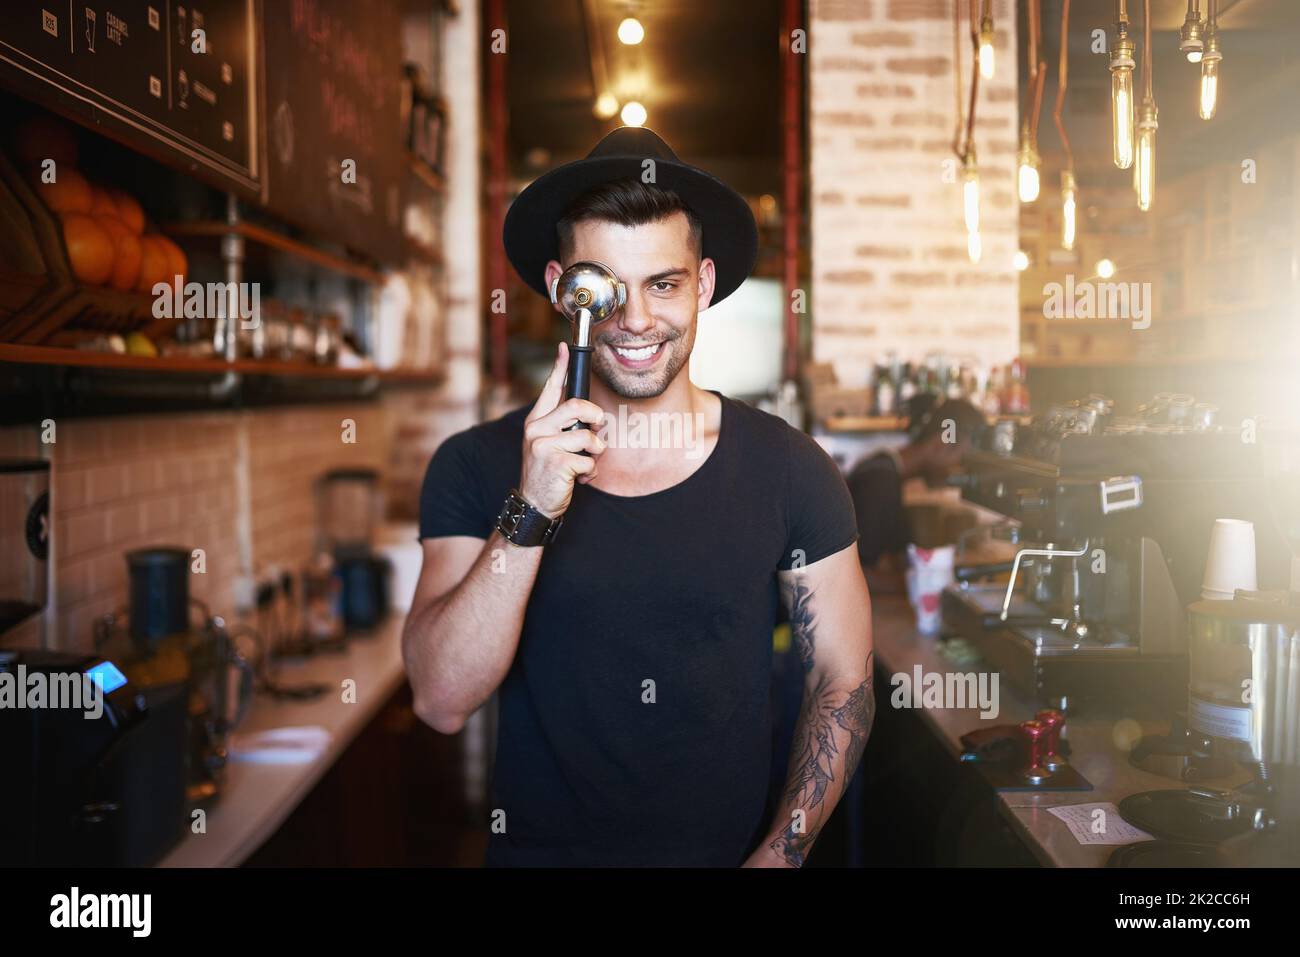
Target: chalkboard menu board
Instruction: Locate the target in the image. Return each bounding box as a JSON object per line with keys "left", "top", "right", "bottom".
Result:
{"left": 261, "top": 0, "right": 405, "bottom": 264}
{"left": 0, "top": 0, "right": 259, "bottom": 193}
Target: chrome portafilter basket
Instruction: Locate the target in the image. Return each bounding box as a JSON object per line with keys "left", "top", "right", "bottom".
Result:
{"left": 550, "top": 260, "right": 626, "bottom": 427}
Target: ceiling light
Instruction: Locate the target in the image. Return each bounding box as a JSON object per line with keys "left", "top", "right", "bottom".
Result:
{"left": 1014, "top": 250, "right": 1030, "bottom": 271}
{"left": 620, "top": 101, "right": 647, "bottom": 127}
{"left": 1179, "top": 1, "right": 1205, "bottom": 62}
{"left": 1135, "top": 0, "right": 1158, "bottom": 211}
{"left": 594, "top": 92, "right": 620, "bottom": 120}
{"left": 617, "top": 17, "right": 644, "bottom": 45}
{"left": 1017, "top": 126, "right": 1041, "bottom": 203}
{"left": 1096, "top": 258, "right": 1116, "bottom": 279}
{"left": 1200, "top": 5, "right": 1222, "bottom": 120}
{"left": 978, "top": 3, "right": 995, "bottom": 80}
{"left": 963, "top": 149, "right": 981, "bottom": 264}
{"left": 1061, "top": 171, "right": 1078, "bottom": 251}
{"left": 1109, "top": 3, "right": 1136, "bottom": 169}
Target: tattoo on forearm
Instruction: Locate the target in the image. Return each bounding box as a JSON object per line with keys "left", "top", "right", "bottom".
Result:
{"left": 770, "top": 650, "right": 876, "bottom": 867}
{"left": 783, "top": 577, "right": 817, "bottom": 675}
{"left": 834, "top": 649, "right": 876, "bottom": 785}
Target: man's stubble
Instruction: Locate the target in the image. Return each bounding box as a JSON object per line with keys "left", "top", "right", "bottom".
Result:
{"left": 591, "top": 319, "right": 698, "bottom": 399}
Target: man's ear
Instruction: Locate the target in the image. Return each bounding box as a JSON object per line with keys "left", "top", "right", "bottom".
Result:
{"left": 696, "top": 257, "right": 717, "bottom": 313}
{"left": 543, "top": 260, "right": 564, "bottom": 312}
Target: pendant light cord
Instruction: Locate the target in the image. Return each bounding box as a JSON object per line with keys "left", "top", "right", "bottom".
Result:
{"left": 1053, "top": 0, "right": 1073, "bottom": 172}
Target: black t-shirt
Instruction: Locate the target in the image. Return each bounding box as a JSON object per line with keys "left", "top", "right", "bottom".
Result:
{"left": 418, "top": 393, "right": 858, "bottom": 866}
{"left": 846, "top": 451, "right": 908, "bottom": 567}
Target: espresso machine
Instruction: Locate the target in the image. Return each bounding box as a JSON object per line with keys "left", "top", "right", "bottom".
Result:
{"left": 944, "top": 395, "right": 1291, "bottom": 715}
{"left": 0, "top": 459, "right": 49, "bottom": 643}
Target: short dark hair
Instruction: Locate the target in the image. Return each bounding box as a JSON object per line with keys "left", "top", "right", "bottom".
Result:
{"left": 557, "top": 178, "right": 703, "bottom": 262}
{"left": 914, "top": 398, "right": 987, "bottom": 446}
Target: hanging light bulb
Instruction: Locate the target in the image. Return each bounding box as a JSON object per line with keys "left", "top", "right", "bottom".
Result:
{"left": 978, "top": 6, "right": 996, "bottom": 80}
{"left": 1179, "top": 1, "right": 1205, "bottom": 62}
{"left": 1135, "top": 100, "right": 1157, "bottom": 212}
{"left": 1200, "top": 19, "right": 1221, "bottom": 119}
{"left": 617, "top": 17, "right": 645, "bottom": 45}
{"left": 594, "top": 92, "right": 620, "bottom": 120}
{"left": 1061, "top": 170, "right": 1078, "bottom": 251}
{"left": 1096, "top": 258, "right": 1116, "bottom": 279}
{"left": 1134, "top": 0, "right": 1158, "bottom": 212}
{"left": 1017, "top": 127, "right": 1041, "bottom": 203}
{"left": 620, "top": 101, "right": 647, "bottom": 127}
{"left": 1014, "top": 249, "right": 1030, "bottom": 271}
{"left": 1109, "top": 15, "right": 1136, "bottom": 169}
{"left": 962, "top": 149, "right": 981, "bottom": 264}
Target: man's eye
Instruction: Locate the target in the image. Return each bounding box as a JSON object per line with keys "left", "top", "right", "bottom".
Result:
{"left": 651, "top": 281, "right": 676, "bottom": 292}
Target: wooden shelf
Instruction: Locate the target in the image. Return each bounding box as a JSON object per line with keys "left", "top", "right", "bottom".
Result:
{"left": 406, "top": 153, "right": 446, "bottom": 194}
{"left": 164, "top": 221, "right": 386, "bottom": 284}
{"left": 0, "top": 343, "right": 441, "bottom": 383}
{"left": 820, "top": 415, "right": 909, "bottom": 434}
{"left": 1024, "top": 352, "right": 1290, "bottom": 369}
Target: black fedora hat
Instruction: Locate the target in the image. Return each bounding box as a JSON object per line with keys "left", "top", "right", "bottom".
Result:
{"left": 503, "top": 127, "right": 758, "bottom": 305}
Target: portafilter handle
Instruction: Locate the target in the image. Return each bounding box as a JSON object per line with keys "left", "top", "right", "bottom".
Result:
{"left": 550, "top": 261, "right": 626, "bottom": 433}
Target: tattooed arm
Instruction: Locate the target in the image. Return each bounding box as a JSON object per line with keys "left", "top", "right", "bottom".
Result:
{"left": 744, "top": 543, "right": 875, "bottom": 868}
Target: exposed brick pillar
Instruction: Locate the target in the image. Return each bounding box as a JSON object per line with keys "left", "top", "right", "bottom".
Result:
{"left": 810, "top": 0, "right": 1020, "bottom": 384}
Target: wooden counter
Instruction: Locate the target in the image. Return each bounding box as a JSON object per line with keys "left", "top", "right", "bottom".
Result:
{"left": 158, "top": 618, "right": 407, "bottom": 868}
{"left": 869, "top": 594, "right": 1249, "bottom": 867}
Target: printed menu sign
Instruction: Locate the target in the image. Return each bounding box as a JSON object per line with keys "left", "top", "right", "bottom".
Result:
{"left": 0, "top": 1, "right": 259, "bottom": 192}
{"left": 261, "top": 0, "right": 405, "bottom": 264}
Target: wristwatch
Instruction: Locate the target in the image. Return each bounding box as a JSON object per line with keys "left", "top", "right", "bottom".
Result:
{"left": 496, "top": 489, "right": 564, "bottom": 546}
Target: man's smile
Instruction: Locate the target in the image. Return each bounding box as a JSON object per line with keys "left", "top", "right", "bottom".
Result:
{"left": 609, "top": 340, "right": 666, "bottom": 368}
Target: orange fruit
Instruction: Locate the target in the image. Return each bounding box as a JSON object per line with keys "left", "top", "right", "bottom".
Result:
{"left": 88, "top": 186, "right": 119, "bottom": 218}
{"left": 135, "top": 235, "right": 171, "bottom": 294}
{"left": 154, "top": 235, "right": 187, "bottom": 285}
{"left": 60, "top": 212, "right": 114, "bottom": 285}
{"left": 108, "top": 188, "right": 145, "bottom": 234}
{"left": 97, "top": 215, "right": 143, "bottom": 292}
{"left": 36, "top": 169, "right": 92, "bottom": 214}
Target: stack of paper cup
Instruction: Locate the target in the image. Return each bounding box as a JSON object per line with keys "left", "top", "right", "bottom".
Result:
{"left": 906, "top": 544, "right": 955, "bottom": 634}
{"left": 1201, "top": 519, "right": 1258, "bottom": 600}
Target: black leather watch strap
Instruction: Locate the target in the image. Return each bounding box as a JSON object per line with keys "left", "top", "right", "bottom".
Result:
{"left": 496, "top": 489, "right": 563, "bottom": 546}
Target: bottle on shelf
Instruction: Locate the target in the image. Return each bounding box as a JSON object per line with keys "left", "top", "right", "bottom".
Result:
{"left": 874, "top": 364, "right": 896, "bottom": 417}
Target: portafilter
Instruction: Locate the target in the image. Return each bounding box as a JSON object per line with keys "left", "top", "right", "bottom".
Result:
{"left": 550, "top": 261, "right": 626, "bottom": 432}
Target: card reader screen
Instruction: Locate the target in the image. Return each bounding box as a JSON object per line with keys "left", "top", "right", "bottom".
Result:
{"left": 84, "top": 660, "right": 128, "bottom": 695}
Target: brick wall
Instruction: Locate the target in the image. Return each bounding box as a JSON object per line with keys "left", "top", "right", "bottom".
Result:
{"left": 810, "top": 0, "right": 1020, "bottom": 382}
{"left": 0, "top": 404, "right": 390, "bottom": 652}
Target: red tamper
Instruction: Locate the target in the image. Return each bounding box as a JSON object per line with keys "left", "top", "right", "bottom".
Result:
{"left": 1036, "top": 709, "right": 1066, "bottom": 771}
{"left": 1019, "top": 719, "right": 1052, "bottom": 785}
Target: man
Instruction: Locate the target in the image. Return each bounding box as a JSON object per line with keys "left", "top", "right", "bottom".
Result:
{"left": 402, "top": 128, "right": 874, "bottom": 867}
{"left": 846, "top": 398, "right": 986, "bottom": 588}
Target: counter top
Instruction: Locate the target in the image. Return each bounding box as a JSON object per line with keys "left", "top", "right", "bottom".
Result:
{"left": 158, "top": 619, "right": 407, "bottom": 868}
{"left": 869, "top": 594, "right": 1249, "bottom": 867}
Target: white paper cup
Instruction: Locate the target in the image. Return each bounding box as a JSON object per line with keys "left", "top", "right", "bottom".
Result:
{"left": 1201, "top": 519, "right": 1257, "bottom": 600}
{"left": 907, "top": 544, "right": 955, "bottom": 634}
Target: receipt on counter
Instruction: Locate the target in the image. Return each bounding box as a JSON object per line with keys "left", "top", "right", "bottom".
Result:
{"left": 1047, "top": 803, "right": 1154, "bottom": 846}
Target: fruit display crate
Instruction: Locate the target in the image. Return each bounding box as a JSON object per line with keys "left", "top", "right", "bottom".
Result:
{"left": 0, "top": 149, "right": 182, "bottom": 348}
